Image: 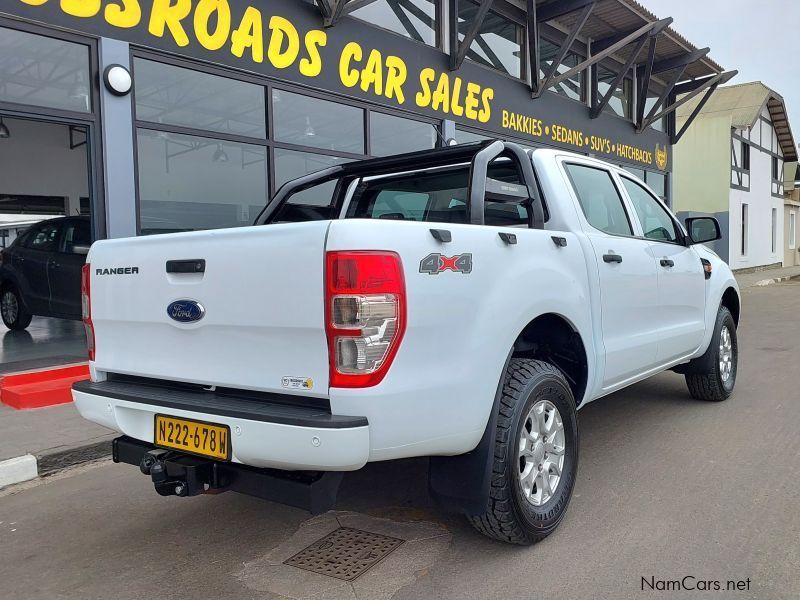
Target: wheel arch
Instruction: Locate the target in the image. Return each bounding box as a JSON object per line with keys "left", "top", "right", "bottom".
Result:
{"left": 510, "top": 312, "right": 589, "bottom": 407}
{"left": 721, "top": 286, "right": 740, "bottom": 326}
{"left": 0, "top": 273, "right": 32, "bottom": 314}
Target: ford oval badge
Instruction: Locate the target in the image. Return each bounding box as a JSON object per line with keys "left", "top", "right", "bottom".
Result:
{"left": 167, "top": 300, "right": 205, "bottom": 323}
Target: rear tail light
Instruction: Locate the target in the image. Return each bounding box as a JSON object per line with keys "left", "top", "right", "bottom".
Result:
{"left": 81, "top": 263, "right": 95, "bottom": 361}
{"left": 325, "top": 251, "right": 405, "bottom": 388}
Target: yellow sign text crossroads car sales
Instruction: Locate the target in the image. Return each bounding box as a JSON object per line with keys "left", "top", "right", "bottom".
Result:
{"left": 16, "top": 0, "right": 664, "bottom": 168}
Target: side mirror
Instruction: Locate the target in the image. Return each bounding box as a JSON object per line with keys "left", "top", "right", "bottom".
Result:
{"left": 71, "top": 244, "right": 90, "bottom": 256}
{"left": 685, "top": 217, "right": 721, "bottom": 244}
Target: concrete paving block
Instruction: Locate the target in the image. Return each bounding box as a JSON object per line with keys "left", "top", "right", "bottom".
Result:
{"left": 336, "top": 510, "right": 449, "bottom": 542}
{"left": 237, "top": 510, "right": 452, "bottom": 600}
{"left": 351, "top": 534, "right": 451, "bottom": 600}
{"left": 0, "top": 454, "right": 38, "bottom": 489}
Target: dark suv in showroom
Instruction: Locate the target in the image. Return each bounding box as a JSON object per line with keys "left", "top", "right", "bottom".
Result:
{"left": 0, "top": 216, "right": 91, "bottom": 330}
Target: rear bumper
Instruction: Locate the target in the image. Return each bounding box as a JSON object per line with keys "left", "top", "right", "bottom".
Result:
{"left": 72, "top": 379, "right": 370, "bottom": 471}
{"left": 112, "top": 436, "right": 344, "bottom": 514}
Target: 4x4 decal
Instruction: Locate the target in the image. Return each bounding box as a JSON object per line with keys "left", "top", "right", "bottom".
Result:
{"left": 419, "top": 253, "right": 473, "bottom": 275}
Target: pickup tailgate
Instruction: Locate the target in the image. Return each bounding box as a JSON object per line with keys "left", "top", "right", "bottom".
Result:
{"left": 88, "top": 222, "right": 331, "bottom": 396}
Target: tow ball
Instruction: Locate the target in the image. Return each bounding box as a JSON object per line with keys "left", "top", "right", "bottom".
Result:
{"left": 138, "top": 449, "right": 222, "bottom": 497}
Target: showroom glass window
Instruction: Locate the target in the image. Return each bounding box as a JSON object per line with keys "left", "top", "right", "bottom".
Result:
{"left": 540, "top": 39, "right": 584, "bottom": 101}
{"left": 133, "top": 58, "right": 266, "bottom": 137}
{"left": 644, "top": 91, "right": 665, "bottom": 132}
{"left": 133, "top": 55, "right": 441, "bottom": 235}
{"left": 133, "top": 59, "right": 268, "bottom": 235}
{"left": 272, "top": 89, "right": 364, "bottom": 155}
{"left": 370, "top": 112, "right": 437, "bottom": 156}
{"left": 597, "top": 64, "right": 631, "bottom": 119}
{"left": 136, "top": 130, "right": 268, "bottom": 235}
{"left": 457, "top": 0, "right": 523, "bottom": 78}
{"left": 0, "top": 27, "right": 91, "bottom": 113}
{"left": 349, "top": 0, "right": 437, "bottom": 46}
{"left": 455, "top": 129, "right": 492, "bottom": 144}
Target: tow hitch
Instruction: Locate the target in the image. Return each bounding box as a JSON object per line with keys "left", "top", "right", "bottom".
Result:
{"left": 138, "top": 448, "right": 217, "bottom": 497}
{"left": 113, "top": 436, "right": 343, "bottom": 513}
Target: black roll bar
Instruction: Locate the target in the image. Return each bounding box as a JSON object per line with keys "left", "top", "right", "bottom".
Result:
{"left": 468, "top": 141, "right": 546, "bottom": 228}
{"left": 255, "top": 140, "right": 546, "bottom": 229}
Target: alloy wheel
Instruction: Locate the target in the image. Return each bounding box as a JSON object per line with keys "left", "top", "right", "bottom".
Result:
{"left": 719, "top": 325, "right": 734, "bottom": 382}
{"left": 518, "top": 399, "right": 566, "bottom": 506}
{"left": 1, "top": 290, "right": 18, "bottom": 325}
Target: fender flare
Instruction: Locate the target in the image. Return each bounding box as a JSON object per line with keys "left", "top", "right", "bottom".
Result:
{"left": 428, "top": 349, "right": 513, "bottom": 516}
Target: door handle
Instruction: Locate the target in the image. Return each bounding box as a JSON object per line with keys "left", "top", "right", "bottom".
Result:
{"left": 603, "top": 253, "right": 623, "bottom": 263}
{"left": 659, "top": 258, "right": 675, "bottom": 268}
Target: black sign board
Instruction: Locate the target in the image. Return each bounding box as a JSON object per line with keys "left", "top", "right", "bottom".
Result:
{"left": 3, "top": 0, "right": 671, "bottom": 170}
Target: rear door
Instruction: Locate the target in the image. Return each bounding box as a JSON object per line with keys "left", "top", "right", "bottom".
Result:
{"left": 14, "top": 220, "right": 61, "bottom": 314}
{"left": 563, "top": 162, "right": 660, "bottom": 389}
{"left": 48, "top": 217, "right": 90, "bottom": 318}
{"left": 618, "top": 176, "right": 706, "bottom": 363}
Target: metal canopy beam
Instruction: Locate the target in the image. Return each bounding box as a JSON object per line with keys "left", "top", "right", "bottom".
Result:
{"left": 533, "top": 1, "right": 595, "bottom": 98}
{"left": 641, "top": 70, "right": 737, "bottom": 134}
{"left": 537, "top": 0, "right": 595, "bottom": 22}
{"left": 449, "top": 0, "right": 495, "bottom": 71}
{"left": 315, "top": 0, "right": 378, "bottom": 27}
{"left": 672, "top": 72, "right": 722, "bottom": 96}
{"left": 671, "top": 70, "right": 738, "bottom": 144}
{"left": 590, "top": 18, "right": 671, "bottom": 119}
{"left": 636, "top": 34, "right": 658, "bottom": 126}
{"left": 527, "top": 0, "right": 540, "bottom": 96}
{"left": 638, "top": 63, "right": 689, "bottom": 130}
{"left": 650, "top": 47, "right": 710, "bottom": 75}
{"left": 534, "top": 18, "right": 660, "bottom": 98}
{"left": 590, "top": 34, "right": 648, "bottom": 118}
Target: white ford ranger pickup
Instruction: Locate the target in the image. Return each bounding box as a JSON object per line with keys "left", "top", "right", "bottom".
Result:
{"left": 73, "top": 141, "right": 740, "bottom": 544}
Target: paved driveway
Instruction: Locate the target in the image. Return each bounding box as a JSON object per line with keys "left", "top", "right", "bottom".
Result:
{"left": 0, "top": 283, "right": 797, "bottom": 599}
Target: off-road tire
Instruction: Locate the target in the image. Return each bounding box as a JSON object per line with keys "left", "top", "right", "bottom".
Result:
{"left": 1, "top": 285, "right": 32, "bottom": 331}
{"left": 468, "top": 358, "right": 578, "bottom": 545}
{"left": 685, "top": 306, "right": 737, "bottom": 402}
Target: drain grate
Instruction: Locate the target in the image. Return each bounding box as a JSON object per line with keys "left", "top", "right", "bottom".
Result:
{"left": 284, "top": 527, "right": 404, "bottom": 581}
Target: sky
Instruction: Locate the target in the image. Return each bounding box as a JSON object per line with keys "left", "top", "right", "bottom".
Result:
{"left": 644, "top": 0, "right": 800, "bottom": 142}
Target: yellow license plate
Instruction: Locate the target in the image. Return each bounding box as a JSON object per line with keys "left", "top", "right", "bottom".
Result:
{"left": 154, "top": 415, "right": 230, "bottom": 461}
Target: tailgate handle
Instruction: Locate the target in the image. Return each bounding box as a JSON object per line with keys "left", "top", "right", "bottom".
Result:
{"left": 166, "top": 259, "right": 206, "bottom": 274}
{"left": 429, "top": 229, "right": 451, "bottom": 243}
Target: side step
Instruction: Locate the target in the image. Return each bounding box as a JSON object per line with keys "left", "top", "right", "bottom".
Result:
{"left": 0, "top": 364, "right": 89, "bottom": 410}
{"left": 113, "top": 436, "right": 343, "bottom": 514}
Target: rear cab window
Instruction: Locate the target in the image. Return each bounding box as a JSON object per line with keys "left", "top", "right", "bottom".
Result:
{"left": 345, "top": 162, "right": 536, "bottom": 227}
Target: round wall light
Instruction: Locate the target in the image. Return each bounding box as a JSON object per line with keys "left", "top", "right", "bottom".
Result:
{"left": 103, "top": 64, "right": 132, "bottom": 97}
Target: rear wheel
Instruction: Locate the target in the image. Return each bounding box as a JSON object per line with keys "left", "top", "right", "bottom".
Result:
{"left": 468, "top": 358, "right": 578, "bottom": 545}
{"left": 1, "top": 286, "right": 32, "bottom": 331}
{"left": 685, "top": 306, "right": 737, "bottom": 401}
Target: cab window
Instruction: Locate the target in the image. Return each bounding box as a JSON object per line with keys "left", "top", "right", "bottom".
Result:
{"left": 346, "top": 162, "right": 532, "bottom": 227}
{"left": 620, "top": 177, "right": 678, "bottom": 243}
{"left": 24, "top": 221, "right": 61, "bottom": 252}
{"left": 565, "top": 163, "right": 632, "bottom": 236}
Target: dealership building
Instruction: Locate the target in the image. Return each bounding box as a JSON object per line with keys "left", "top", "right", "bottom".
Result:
{"left": 0, "top": 0, "right": 733, "bottom": 244}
